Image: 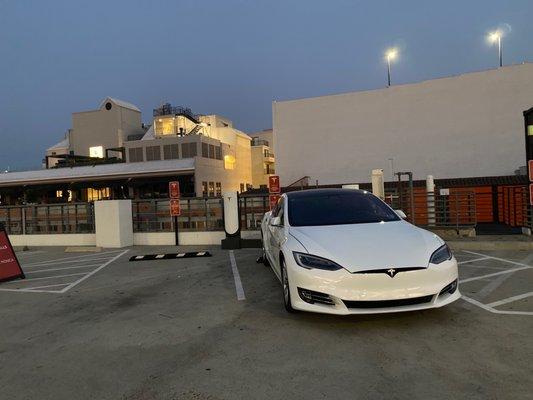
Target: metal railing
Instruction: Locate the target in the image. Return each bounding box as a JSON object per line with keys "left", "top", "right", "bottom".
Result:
{"left": 132, "top": 198, "right": 224, "bottom": 232}
{"left": 385, "top": 190, "right": 477, "bottom": 230}
{"left": 0, "top": 203, "right": 95, "bottom": 235}
{"left": 239, "top": 196, "right": 270, "bottom": 230}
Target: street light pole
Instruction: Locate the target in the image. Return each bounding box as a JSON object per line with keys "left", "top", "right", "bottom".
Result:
{"left": 488, "top": 30, "right": 503, "bottom": 67}
{"left": 387, "top": 55, "right": 392, "bottom": 87}
{"left": 498, "top": 34, "right": 502, "bottom": 67}
{"left": 384, "top": 48, "right": 397, "bottom": 87}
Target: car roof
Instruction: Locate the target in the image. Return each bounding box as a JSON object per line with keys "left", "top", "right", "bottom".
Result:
{"left": 285, "top": 188, "right": 367, "bottom": 198}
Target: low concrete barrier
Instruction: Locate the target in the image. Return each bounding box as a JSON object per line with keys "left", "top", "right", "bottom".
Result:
{"left": 9, "top": 234, "right": 96, "bottom": 247}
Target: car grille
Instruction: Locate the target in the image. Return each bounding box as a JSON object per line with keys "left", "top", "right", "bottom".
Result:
{"left": 343, "top": 295, "right": 434, "bottom": 309}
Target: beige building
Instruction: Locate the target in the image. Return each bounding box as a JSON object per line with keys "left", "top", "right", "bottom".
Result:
{"left": 7, "top": 99, "right": 254, "bottom": 203}
{"left": 124, "top": 105, "right": 252, "bottom": 196}
{"left": 46, "top": 97, "right": 145, "bottom": 167}
{"left": 248, "top": 129, "right": 275, "bottom": 188}
{"left": 273, "top": 63, "right": 533, "bottom": 186}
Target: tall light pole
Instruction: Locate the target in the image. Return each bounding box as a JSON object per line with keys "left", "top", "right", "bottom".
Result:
{"left": 385, "top": 48, "right": 398, "bottom": 87}
{"left": 488, "top": 30, "right": 503, "bottom": 67}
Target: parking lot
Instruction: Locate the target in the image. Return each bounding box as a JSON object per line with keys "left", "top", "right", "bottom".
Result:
{"left": 0, "top": 246, "right": 532, "bottom": 400}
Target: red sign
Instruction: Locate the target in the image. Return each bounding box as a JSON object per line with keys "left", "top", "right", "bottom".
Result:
{"left": 529, "top": 160, "right": 533, "bottom": 182}
{"left": 530, "top": 184, "right": 533, "bottom": 206}
{"left": 269, "top": 194, "right": 281, "bottom": 210}
{"left": 269, "top": 175, "right": 281, "bottom": 194}
{"left": 170, "top": 199, "right": 181, "bottom": 217}
{"left": 169, "top": 181, "right": 180, "bottom": 199}
{"left": 0, "top": 229, "right": 25, "bottom": 283}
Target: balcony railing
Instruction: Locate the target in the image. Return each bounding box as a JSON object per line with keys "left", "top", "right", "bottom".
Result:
{"left": 252, "top": 138, "right": 270, "bottom": 147}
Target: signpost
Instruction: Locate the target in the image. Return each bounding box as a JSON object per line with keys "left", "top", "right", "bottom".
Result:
{"left": 268, "top": 175, "right": 281, "bottom": 210}
{"left": 0, "top": 225, "right": 25, "bottom": 283}
{"left": 169, "top": 181, "right": 180, "bottom": 246}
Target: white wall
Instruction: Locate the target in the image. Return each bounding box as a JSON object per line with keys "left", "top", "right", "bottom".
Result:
{"left": 273, "top": 63, "right": 533, "bottom": 185}
{"left": 10, "top": 234, "right": 96, "bottom": 247}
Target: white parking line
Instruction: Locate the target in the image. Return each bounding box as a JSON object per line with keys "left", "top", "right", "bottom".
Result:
{"left": 59, "top": 250, "right": 128, "bottom": 293}
{"left": 463, "top": 250, "right": 533, "bottom": 268}
{"left": 16, "top": 272, "right": 88, "bottom": 282}
{"left": 25, "top": 263, "right": 103, "bottom": 274}
{"left": 458, "top": 256, "right": 491, "bottom": 265}
{"left": 462, "top": 295, "right": 533, "bottom": 316}
{"left": 486, "top": 291, "right": 533, "bottom": 308}
{"left": 459, "top": 266, "right": 532, "bottom": 283}
{"left": 23, "top": 250, "right": 124, "bottom": 267}
{"left": 229, "top": 250, "right": 246, "bottom": 301}
{"left": 459, "top": 250, "right": 533, "bottom": 316}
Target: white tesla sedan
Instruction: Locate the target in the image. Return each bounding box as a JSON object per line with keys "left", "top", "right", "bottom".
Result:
{"left": 260, "top": 189, "right": 460, "bottom": 314}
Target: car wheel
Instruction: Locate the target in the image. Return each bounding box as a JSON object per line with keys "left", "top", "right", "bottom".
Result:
{"left": 281, "top": 259, "right": 296, "bottom": 313}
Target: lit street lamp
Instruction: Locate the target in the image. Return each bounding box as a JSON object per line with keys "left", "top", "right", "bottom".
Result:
{"left": 385, "top": 48, "right": 398, "bottom": 87}
{"left": 488, "top": 30, "right": 503, "bottom": 67}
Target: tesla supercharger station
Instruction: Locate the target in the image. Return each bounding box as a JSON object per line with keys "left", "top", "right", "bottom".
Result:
{"left": 221, "top": 191, "right": 242, "bottom": 249}
{"left": 371, "top": 169, "right": 385, "bottom": 199}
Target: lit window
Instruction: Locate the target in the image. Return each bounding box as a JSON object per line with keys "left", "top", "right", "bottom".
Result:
{"left": 216, "top": 182, "right": 222, "bottom": 197}
{"left": 87, "top": 188, "right": 110, "bottom": 201}
{"left": 208, "top": 182, "right": 215, "bottom": 197}
{"left": 224, "top": 155, "right": 235, "bottom": 170}
{"left": 89, "top": 146, "right": 104, "bottom": 158}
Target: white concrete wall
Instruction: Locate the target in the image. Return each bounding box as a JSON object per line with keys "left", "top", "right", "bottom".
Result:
{"left": 133, "top": 231, "right": 225, "bottom": 246}
{"left": 10, "top": 234, "right": 96, "bottom": 247}
{"left": 95, "top": 200, "right": 133, "bottom": 248}
{"left": 273, "top": 63, "right": 533, "bottom": 185}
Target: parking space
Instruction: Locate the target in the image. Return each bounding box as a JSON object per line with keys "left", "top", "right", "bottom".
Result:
{"left": 0, "top": 249, "right": 128, "bottom": 293}
{"left": 456, "top": 250, "right": 533, "bottom": 315}
{"left": 0, "top": 246, "right": 532, "bottom": 400}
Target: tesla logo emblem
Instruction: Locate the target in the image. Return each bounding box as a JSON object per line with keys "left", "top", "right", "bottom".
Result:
{"left": 386, "top": 268, "right": 397, "bottom": 278}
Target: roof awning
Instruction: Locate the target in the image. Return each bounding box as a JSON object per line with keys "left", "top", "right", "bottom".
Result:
{"left": 0, "top": 159, "right": 195, "bottom": 187}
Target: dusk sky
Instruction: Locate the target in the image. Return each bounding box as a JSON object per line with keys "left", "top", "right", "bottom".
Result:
{"left": 1, "top": 0, "right": 532, "bottom": 171}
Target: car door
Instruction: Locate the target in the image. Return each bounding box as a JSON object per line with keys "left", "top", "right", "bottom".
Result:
{"left": 268, "top": 197, "right": 285, "bottom": 279}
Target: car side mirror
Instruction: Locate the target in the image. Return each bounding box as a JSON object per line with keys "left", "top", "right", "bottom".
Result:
{"left": 395, "top": 209, "right": 407, "bottom": 219}
{"left": 270, "top": 216, "right": 282, "bottom": 226}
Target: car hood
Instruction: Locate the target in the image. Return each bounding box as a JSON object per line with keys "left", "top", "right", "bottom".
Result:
{"left": 288, "top": 221, "right": 444, "bottom": 273}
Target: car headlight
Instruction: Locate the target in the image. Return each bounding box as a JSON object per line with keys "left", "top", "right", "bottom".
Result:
{"left": 293, "top": 252, "right": 343, "bottom": 271}
{"left": 429, "top": 244, "right": 452, "bottom": 264}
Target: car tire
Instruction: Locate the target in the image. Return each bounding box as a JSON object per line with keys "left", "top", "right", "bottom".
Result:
{"left": 281, "top": 259, "right": 296, "bottom": 313}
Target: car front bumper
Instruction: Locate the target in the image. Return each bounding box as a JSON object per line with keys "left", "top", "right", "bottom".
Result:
{"left": 286, "top": 255, "right": 460, "bottom": 315}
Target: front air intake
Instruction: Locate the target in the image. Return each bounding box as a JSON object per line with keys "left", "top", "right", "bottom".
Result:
{"left": 343, "top": 295, "right": 434, "bottom": 309}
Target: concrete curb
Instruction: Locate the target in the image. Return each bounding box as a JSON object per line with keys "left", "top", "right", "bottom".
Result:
{"left": 448, "top": 241, "right": 533, "bottom": 251}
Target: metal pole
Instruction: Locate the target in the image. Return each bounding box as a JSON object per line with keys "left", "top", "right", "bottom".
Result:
{"left": 174, "top": 215, "right": 179, "bottom": 246}
{"left": 498, "top": 36, "right": 502, "bottom": 67}
{"left": 387, "top": 56, "right": 391, "bottom": 87}
{"left": 408, "top": 173, "right": 415, "bottom": 224}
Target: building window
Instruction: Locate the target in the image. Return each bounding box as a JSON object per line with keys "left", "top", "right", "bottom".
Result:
{"left": 216, "top": 182, "right": 221, "bottom": 197}
{"left": 215, "top": 146, "right": 222, "bottom": 160}
{"left": 163, "top": 144, "right": 179, "bottom": 160}
{"left": 128, "top": 147, "right": 144, "bottom": 162}
{"left": 202, "top": 181, "right": 208, "bottom": 197}
{"left": 209, "top": 144, "right": 215, "bottom": 159}
{"left": 146, "top": 146, "right": 161, "bottom": 161}
{"left": 224, "top": 155, "right": 236, "bottom": 170}
{"left": 208, "top": 182, "right": 215, "bottom": 197}
{"left": 202, "top": 142, "right": 209, "bottom": 158}
{"left": 182, "top": 142, "right": 197, "bottom": 158}
{"left": 87, "top": 187, "right": 110, "bottom": 201}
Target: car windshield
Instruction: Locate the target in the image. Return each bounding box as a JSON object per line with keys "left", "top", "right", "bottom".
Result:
{"left": 288, "top": 191, "right": 400, "bottom": 226}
